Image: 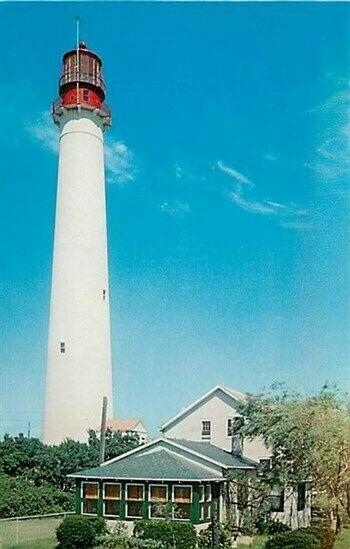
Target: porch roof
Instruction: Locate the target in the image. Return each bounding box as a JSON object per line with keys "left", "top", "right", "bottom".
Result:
{"left": 69, "top": 448, "right": 223, "bottom": 482}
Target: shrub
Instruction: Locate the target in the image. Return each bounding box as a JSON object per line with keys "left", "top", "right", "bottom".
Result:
{"left": 134, "top": 519, "right": 197, "bottom": 549}
{"left": 198, "top": 523, "right": 232, "bottom": 548}
{"left": 306, "top": 518, "right": 336, "bottom": 549}
{"left": 0, "top": 473, "right": 74, "bottom": 518}
{"left": 99, "top": 522, "right": 130, "bottom": 547}
{"left": 90, "top": 515, "right": 107, "bottom": 536}
{"left": 56, "top": 515, "right": 97, "bottom": 548}
{"left": 265, "top": 529, "right": 321, "bottom": 549}
{"left": 126, "top": 540, "right": 165, "bottom": 548}
{"left": 171, "top": 522, "right": 197, "bottom": 548}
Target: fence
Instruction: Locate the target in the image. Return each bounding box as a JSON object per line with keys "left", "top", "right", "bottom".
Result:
{"left": 0, "top": 511, "right": 74, "bottom": 547}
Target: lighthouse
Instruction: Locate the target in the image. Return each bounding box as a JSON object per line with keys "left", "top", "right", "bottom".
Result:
{"left": 43, "top": 42, "right": 113, "bottom": 444}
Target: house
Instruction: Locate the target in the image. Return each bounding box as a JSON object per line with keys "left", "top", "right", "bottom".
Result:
{"left": 160, "top": 385, "right": 311, "bottom": 529}
{"left": 68, "top": 437, "right": 258, "bottom": 530}
{"left": 69, "top": 385, "right": 311, "bottom": 531}
{"left": 104, "top": 418, "right": 148, "bottom": 443}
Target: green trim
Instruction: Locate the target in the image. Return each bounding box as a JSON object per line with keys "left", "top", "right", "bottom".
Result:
{"left": 76, "top": 479, "right": 219, "bottom": 524}
{"left": 75, "top": 480, "right": 81, "bottom": 515}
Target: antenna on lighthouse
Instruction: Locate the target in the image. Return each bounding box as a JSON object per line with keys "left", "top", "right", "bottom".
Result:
{"left": 76, "top": 16, "right": 80, "bottom": 105}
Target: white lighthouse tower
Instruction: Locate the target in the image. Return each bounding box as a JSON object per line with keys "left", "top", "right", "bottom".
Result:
{"left": 43, "top": 42, "right": 113, "bottom": 444}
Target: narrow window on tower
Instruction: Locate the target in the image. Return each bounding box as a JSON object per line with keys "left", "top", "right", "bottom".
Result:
{"left": 60, "top": 342, "right": 66, "bottom": 354}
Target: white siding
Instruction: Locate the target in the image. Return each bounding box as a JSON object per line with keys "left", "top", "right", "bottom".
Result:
{"left": 161, "top": 387, "right": 271, "bottom": 461}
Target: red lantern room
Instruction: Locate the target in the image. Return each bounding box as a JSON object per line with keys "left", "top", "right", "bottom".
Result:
{"left": 59, "top": 41, "right": 106, "bottom": 108}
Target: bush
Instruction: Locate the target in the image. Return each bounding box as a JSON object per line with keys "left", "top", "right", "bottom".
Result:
{"left": 0, "top": 473, "right": 74, "bottom": 518}
{"left": 254, "top": 515, "right": 291, "bottom": 535}
{"left": 198, "top": 523, "right": 232, "bottom": 548}
{"left": 307, "top": 518, "right": 336, "bottom": 549}
{"left": 90, "top": 515, "right": 107, "bottom": 536}
{"left": 265, "top": 529, "right": 321, "bottom": 549}
{"left": 134, "top": 519, "right": 197, "bottom": 549}
{"left": 56, "top": 515, "right": 97, "bottom": 548}
{"left": 99, "top": 522, "right": 130, "bottom": 547}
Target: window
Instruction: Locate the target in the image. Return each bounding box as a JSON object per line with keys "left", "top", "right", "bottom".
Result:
{"left": 259, "top": 458, "right": 272, "bottom": 472}
{"left": 60, "top": 342, "right": 66, "bottom": 354}
{"left": 268, "top": 487, "right": 285, "bottom": 513}
{"left": 199, "top": 485, "right": 212, "bottom": 522}
{"left": 149, "top": 485, "right": 168, "bottom": 519}
{"left": 81, "top": 482, "right": 99, "bottom": 515}
{"left": 103, "top": 483, "right": 121, "bottom": 517}
{"left": 297, "top": 483, "right": 306, "bottom": 511}
{"left": 205, "top": 485, "right": 212, "bottom": 502}
{"left": 83, "top": 89, "right": 89, "bottom": 102}
{"left": 227, "top": 416, "right": 244, "bottom": 437}
{"left": 173, "top": 485, "right": 192, "bottom": 521}
{"left": 126, "top": 484, "right": 144, "bottom": 518}
{"left": 201, "top": 421, "right": 211, "bottom": 440}
{"left": 227, "top": 418, "right": 234, "bottom": 437}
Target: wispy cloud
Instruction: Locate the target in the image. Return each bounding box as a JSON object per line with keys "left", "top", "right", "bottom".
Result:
{"left": 174, "top": 163, "right": 183, "bottom": 179}
{"left": 217, "top": 160, "right": 310, "bottom": 230}
{"left": 160, "top": 201, "right": 190, "bottom": 217}
{"left": 27, "top": 112, "right": 59, "bottom": 153}
{"left": 263, "top": 153, "right": 277, "bottom": 162}
{"left": 26, "top": 112, "right": 136, "bottom": 185}
{"left": 104, "top": 140, "right": 136, "bottom": 184}
{"left": 217, "top": 160, "right": 253, "bottom": 187}
{"left": 307, "top": 86, "right": 349, "bottom": 192}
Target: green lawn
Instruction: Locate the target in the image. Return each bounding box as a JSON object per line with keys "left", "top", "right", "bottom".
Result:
{"left": 0, "top": 517, "right": 62, "bottom": 548}
{"left": 2, "top": 538, "right": 56, "bottom": 549}
{"left": 334, "top": 527, "right": 350, "bottom": 549}
{"left": 236, "top": 528, "right": 350, "bottom": 549}
{"left": 237, "top": 535, "right": 268, "bottom": 548}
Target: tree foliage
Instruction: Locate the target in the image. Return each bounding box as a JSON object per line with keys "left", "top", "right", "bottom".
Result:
{"left": 0, "top": 429, "right": 140, "bottom": 517}
{"left": 0, "top": 473, "right": 74, "bottom": 518}
{"left": 236, "top": 385, "right": 350, "bottom": 528}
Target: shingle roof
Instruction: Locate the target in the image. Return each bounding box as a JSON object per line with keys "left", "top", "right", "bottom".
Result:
{"left": 69, "top": 448, "right": 222, "bottom": 481}
{"left": 169, "top": 439, "right": 257, "bottom": 469}
{"left": 106, "top": 418, "right": 142, "bottom": 431}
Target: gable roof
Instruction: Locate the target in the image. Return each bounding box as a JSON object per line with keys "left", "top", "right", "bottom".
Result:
{"left": 68, "top": 437, "right": 258, "bottom": 482}
{"left": 160, "top": 385, "right": 246, "bottom": 432}
{"left": 173, "top": 439, "right": 257, "bottom": 469}
{"left": 105, "top": 418, "right": 144, "bottom": 431}
{"left": 68, "top": 448, "right": 223, "bottom": 481}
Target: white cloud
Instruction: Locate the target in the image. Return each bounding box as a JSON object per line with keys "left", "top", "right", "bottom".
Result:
{"left": 218, "top": 160, "right": 311, "bottom": 230}
{"left": 27, "top": 112, "right": 59, "bottom": 153}
{"left": 104, "top": 139, "right": 136, "bottom": 184}
{"left": 307, "top": 86, "right": 350, "bottom": 189}
{"left": 263, "top": 153, "right": 277, "bottom": 162}
{"left": 174, "top": 163, "right": 183, "bottom": 179}
{"left": 160, "top": 201, "right": 190, "bottom": 217}
{"left": 26, "top": 112, "right": 136, "bottom": 185}
{"left": 217, "top": 160, "right": 254, "bottom": 188}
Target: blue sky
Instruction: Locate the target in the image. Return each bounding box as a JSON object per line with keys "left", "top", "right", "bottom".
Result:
{"left": 1, "top": 2, "right": 349, "bottom": 438}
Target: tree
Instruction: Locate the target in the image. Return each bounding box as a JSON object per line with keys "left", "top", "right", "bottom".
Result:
{"left": 0, "top": 429, "right": 141, "bottom": 517}
{"left": 236, "top": 385, "right": 350, "bottom": 531}
{"left": 0, "top": 473, "right": 74, "bottom": 518}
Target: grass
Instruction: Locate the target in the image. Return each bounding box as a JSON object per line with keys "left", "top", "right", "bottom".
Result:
{"left": 334, "top": 527, "right": 350, "bottom": 549}
{"left": 0, "top": 517, "right": 62, "bottom": 548}
{"left": 236, "top": 527, "right": 350, "bottom": 549}
{"left": 1, "top": 538, "right": 56, "bottom": 549}
{"left": 237, "top": 535, "right": 268, "bottom": 548}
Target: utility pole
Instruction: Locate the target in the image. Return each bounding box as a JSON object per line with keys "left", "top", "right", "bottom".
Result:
{"left": 99, "top": 397, "right": 108, "bottom": 465}
{"left": 27, "top": 421, "right": 31, "bottom": 438}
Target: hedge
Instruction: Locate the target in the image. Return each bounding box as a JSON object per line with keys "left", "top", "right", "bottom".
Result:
{"left": 134, "top": 519, "right": 197, "bottom": 549}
